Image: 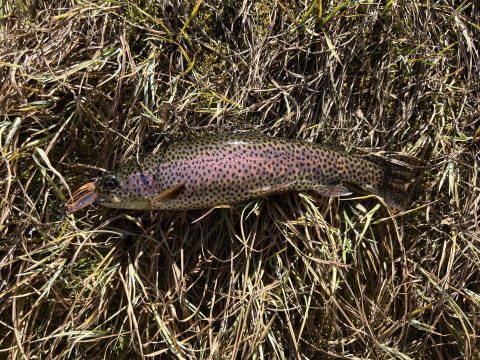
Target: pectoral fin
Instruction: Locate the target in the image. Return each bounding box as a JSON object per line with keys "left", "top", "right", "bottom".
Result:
{"left": 312, "top": 184, "right": 352, "bottom": 197}
{"left": 148, "top": 183, "right": 185, "bottom": 202}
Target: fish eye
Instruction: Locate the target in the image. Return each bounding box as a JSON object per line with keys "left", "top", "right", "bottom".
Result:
{"left": 102, "top": 175, "right": 119, "bottom": 191}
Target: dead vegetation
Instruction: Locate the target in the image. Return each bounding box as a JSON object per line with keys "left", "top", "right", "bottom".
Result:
{"left": 0, "top": 0, "right": 479, "bottom": 358}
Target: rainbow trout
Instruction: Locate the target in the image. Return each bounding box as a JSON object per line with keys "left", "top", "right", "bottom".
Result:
{"left": 66, "top": 133, "right": 408, "bottom": 212}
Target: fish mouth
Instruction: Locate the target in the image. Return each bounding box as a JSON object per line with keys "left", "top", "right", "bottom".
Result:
{"left": 96, "top": 195, "right": 121, "bottom": 204}
{"left": 65, "top": 182, "right": 121, "bottom": 213}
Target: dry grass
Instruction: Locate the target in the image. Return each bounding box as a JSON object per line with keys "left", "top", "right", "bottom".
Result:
{"left": 1, "top": 0, "right": 479, "bottom": 359}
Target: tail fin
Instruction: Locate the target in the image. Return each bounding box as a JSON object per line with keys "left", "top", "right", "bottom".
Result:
{"left": 366, "top": 154, "right": 423, "bottom": 211}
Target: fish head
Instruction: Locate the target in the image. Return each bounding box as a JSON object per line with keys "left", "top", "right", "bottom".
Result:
{"left": 66, "top": 172, "right": 125, "bottom": 213}
{"left": 67, "top": 169, "right": 154, "bottom": 212}
{"left": 94, "top": 169, "right": 158, "bottom": 210}
{"left": 94, "top": 171, "right": 147, "bottom": 209}
{"left": 94, "top": 172, "right": 124, "bottom": 206}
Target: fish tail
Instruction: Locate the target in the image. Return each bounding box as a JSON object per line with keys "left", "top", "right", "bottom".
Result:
{"left": 367, "top": 155, "right": 421, "bottom": 211}
{"left": 374, "top": 168, "right": 408, "bottom": 210}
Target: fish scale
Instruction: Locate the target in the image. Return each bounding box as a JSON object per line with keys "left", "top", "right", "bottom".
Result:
{"left": 66, "top": 133, "right": 408, "bottom": 212}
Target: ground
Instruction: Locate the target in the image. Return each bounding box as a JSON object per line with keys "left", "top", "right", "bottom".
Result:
{"left": 0, "top": 0, "right": 479, "bottom": 359}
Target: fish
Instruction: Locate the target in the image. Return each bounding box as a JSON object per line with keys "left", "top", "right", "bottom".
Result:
{"left": 66, "top": 133, "right": 411, "bottom": 213}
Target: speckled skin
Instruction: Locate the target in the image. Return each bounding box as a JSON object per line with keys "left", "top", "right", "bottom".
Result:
{"left": 95, "top": 133, "right": 390, "bottom": 210}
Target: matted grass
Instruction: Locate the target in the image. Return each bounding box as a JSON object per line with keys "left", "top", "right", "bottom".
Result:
{"left": 1, "top": 0, "right": 479, "bottom": 358}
